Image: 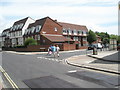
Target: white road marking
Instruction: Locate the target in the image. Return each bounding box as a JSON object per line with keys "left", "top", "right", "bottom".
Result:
{"left": 37, "top": 56, "right": 62, "bottom": 63}
{"left": 68, "top": 70, "right": 77, "bottom": 73}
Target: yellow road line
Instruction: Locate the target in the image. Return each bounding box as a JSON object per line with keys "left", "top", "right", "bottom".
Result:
{"left": 0, "top": 66, "right": 19, "bottom": 90}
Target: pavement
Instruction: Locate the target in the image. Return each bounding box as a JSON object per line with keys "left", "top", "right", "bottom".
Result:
{"left": 66, "top": 50, "right": 120, "bottom": 74}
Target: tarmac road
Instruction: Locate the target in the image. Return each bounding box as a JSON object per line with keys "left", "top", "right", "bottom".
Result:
{"left": 1, "top": 51, "right": 119, "bottom": 89}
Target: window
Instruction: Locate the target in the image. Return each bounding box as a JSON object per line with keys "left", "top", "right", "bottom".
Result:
{"left": 12, "top": 32, "right": 15, "bottom": 37}
{"left": 24, "top": 29, "right": 27, "bottom": 35}
{"left": 13, "top": 25, "right": 16, "bottom": 31}
{"left": 31, "top": 27, "right": 35, "bottom": 33}
{"left": 38, "top": 35, "right": 40, "bottom": 40}
{"left": 73, "top": 29, "right": 77, "bottom": 35}
{"left": 19, "top": 23, "right": 24, "bottom": 29}
{"left": 67, "top": 29, "right": 72, "bottom": 34}
{"left": 83, "top": 37, "right": 87, "bottom": 41}
{"left": 78, "top": 30, "right": 82, "bottom": 35}
{"left": 15, "top": 32, "right": 17, "bottom": 36}
{"left": 10, "top": 27, "right": 13, "bottom": 31}
{"left": 35, "top": 35, "right": 37, "bottom": 40}
{"left": 16, "top": 25, "right": 19, "bottom": 30}
{"left": 54, "top": 27, "right": 57, "bottom": 31}
{"left": 83, "top": 31, "right": 86, "bottom": 34}
{"left": 35, "top": 25, "right": 41, "bottom": 32}
{"left": 73, "top": 37, "right": 78, "bottom": 41}
{"left": 19, "top": 31, "right": 22, "bottom": 36}
{"left": 27, "top": 29, "right": 31, "bottom": 34}
{"left": 63, "top": 28, "right": 67, "bottom": 34}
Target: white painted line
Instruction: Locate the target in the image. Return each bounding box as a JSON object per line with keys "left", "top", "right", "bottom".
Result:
{"left": 68, "top": 70, "right": 77, "bottom": 73}
{"left": 51, "top": 59, "right": 54, "bottom": 61}
{"left": 55, "top": 59, "right": 58, "bottom": 62}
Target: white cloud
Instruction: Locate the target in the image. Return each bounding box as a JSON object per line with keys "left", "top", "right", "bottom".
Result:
{"left": 0, "top": 0, "right": 118, "bottom": 35}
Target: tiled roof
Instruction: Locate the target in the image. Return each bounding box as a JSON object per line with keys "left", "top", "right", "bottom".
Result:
{"left": 58, "top": 22, "right": 88, "bottom": 31}
{"left": 28, "top": 17, "right": 46, "bottom": 28}
{"left": 2, "top": 28, "right": 10, "bottom": 32}
{"left": 42, "top": 34, "right": 73, "bottom": 42}
{"left": 14, "top": 17, "right": 30, "bottom": 25}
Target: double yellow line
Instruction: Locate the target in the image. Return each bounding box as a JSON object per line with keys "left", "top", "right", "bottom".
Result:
{"left": 0, "top": 66, "right": 19, "bottom": 90}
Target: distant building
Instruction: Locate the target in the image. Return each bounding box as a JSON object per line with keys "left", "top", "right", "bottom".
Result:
{"left": 1, "top": 28, "right": 10, "bottom": 47}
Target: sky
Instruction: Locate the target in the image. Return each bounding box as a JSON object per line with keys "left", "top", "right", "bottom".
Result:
{"left": 0, "top": 0, "right": 119, "bottom": 35}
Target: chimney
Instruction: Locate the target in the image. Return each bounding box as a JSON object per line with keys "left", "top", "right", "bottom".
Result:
{"left": 54, "top": 19, "right": 57, "bottom": 22}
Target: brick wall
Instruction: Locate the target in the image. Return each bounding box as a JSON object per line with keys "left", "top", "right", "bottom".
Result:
{"left": 62, "top": 43, "right": 76, "bottom": 51}
{"left": 40, "top": 18, "right": 62, "bottom": 35}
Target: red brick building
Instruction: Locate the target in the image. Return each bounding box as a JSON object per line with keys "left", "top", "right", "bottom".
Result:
{"left": 23, "top": 17, "right": 74, "bottom": 49}
{"left": 58, "top": 22, "right": 88, "bottom": 49}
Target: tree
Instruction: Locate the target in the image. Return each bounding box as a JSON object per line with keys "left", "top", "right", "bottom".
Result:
{"left": 24, "top": 38, "right": 37, "bottom": 46}
{"left": 110, "top": 34, "right": 118, "bottom": 39}
{"left": 95, "top": 32, "right": 110, "bottom": 45}
{"left": 102, "top": 38, "right": 109, "bottom": 44}
{"left": 87, "top": 30, "right": 97, "bottom": 45}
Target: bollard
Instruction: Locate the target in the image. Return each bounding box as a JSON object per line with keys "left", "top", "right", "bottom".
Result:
{"left": 93, "top": 47, "right": 97, "bottom": 55}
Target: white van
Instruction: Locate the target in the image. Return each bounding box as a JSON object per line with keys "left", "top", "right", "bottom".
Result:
{"left": 97, "top": 43, "right": 102, "bottom": 49}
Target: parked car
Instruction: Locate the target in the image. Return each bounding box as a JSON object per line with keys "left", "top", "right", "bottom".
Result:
{"left": 97, "top": 43, "right": 103, "bottom": 49}
{"left": 88, "top": 44, "right": 97, "bottom": 50}
{"left": 117, "top": 44, "right": 120, "bottom": 51}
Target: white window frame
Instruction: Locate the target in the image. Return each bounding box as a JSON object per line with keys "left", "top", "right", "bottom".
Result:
{"left": 73, "top": 29, "right": 77, "bottom": 35}
{"left": 54, "top": 27, "right": 57, "bottom": 31}
{"left": 19, "top": 23, "right": 24, "bottom": 29}
{"left": 35, "top": 25, "right": 41, "bottom": 32}
{"left": 31, "top": 27, "right": 35, "bottom": 33}
{"left": 37, "top": 35, "right": 40, "bottom": 40}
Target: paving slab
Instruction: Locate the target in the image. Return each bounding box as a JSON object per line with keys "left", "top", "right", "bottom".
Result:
{"left": 66, "top": 51, "right": 119, "bottom": 74}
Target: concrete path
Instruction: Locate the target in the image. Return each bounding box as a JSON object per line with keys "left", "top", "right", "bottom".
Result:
{"left": 87, "top": 50, "right": 119, "bottom": 62}
{"left": 66, "top": 50, "right": 119, "bottom": 74}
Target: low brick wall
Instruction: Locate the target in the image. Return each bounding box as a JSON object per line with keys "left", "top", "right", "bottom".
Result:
{"left": 62, "top": 43, "right": 76, "bottom": 51}
{"left": 2, "top": 44, "right": 87, "bottom": 52}
{"left": 79, "top": 46, "right": 88, "bottom": 49}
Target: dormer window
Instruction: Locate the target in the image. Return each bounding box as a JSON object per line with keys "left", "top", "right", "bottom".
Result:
{"left": 13, "top": 25, "right": 16, "bottom": 31}
{"left": 35, "top": 25, "right": 41, "bottom": 32}
{"left": 10, "top": 27, "right": 13, "bottom": 31}
{"left": 16, "top": 25, "right": 19, "bottom": 30}
{"left": 31, "top": 27, "right": 35, "bottom": 33}
{"left": 19, "top": 23, "right": 24, "bottom": 29}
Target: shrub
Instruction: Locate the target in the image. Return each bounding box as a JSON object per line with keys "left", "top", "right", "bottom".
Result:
{"left": 24, "top": 38, "right": 37, "bottom": 46}
{"left": 15, "top": 45, "right": 26, "bottom": 48}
